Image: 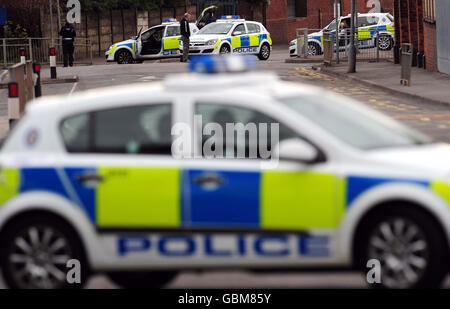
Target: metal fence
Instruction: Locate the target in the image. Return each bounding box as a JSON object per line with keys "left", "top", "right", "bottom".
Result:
{"left": 0, "top": 38, "right": 93, "bottom": 67}
{"left": 294, "top": 28, "right": 395, "bottom": 63}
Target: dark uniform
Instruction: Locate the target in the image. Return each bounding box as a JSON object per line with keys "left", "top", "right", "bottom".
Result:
{"left": 59, "top": 23, "right": 76, "bottom": 67}
{"left": 180, "top": 17, "right": 190, "bottom": 62}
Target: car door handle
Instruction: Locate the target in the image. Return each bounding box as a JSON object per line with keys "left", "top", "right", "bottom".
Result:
{"left": 193, "top": 173, "right": 224, "bottom": 188}
{"left": 76, "top": 172, "right": 104, "bottom": 184}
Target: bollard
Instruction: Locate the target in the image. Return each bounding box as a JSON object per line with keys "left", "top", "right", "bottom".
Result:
{"left": 19, "top": 47, "right": 26, "bottom": 64}
{"left": 33, "top": 62, "right": 42, "bottom": 98}
{"left": 400, "top": 43, "right": 413, "bottom": 86}
{"left": 302, "top": 29, "right": 308, "bottom": 59}
{"left": 49, "top": 47, "right": 57, "bottom": 79}
{"left": 8, "top": 82, "right": 20, "bottom": 128}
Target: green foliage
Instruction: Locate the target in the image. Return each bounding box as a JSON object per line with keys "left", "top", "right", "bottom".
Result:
{"left": 3, "top": 21, "right": 29, "bottom": 38}
{"left": 79, "top": 0, "right": 166, "bottom": 11}
{"left": 77, "top": 0, "right": 268, "bottom": 12}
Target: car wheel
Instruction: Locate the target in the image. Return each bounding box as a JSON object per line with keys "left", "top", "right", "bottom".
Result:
{"left": 0, "top": 214, "right": 88, "bottom": 289}
{"left": 258, "top": 43, "right": 271, "bottom": 60}
{"left": 377, "top": 35, "right": 392, "bottom": 51}
{"left": 108, "top": 271, "right": 177, "bottom": 288}
{"left": 116, "top": 49, "right": 133, "bottom": 64}
{"left": 355, "top": 205, "right": 448, "bottom": 289}
{"left": 220, "top": 44, "right": 231, "bottom": 54}
{"left": 307, "top": 43, "right": 321, "bottom": 56}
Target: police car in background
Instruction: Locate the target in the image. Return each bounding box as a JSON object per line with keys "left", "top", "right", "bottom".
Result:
{"left": 0, "top": 56, "right": 449, "bottom": 289}
{"left": 183, "top": 16, "right": 272, "bottom": 60}
{"left": 289, "top": 13, "right": 395, "bottom": 56}
{"left": 105, "top": 19, "right": 199, "bottom": 64}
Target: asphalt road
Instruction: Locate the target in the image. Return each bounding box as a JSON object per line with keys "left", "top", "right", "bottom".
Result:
{"left": 0, "top": 47, "right": 449, "bottom": 289}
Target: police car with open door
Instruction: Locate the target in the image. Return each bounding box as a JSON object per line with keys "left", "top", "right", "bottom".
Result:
{"left": 0, "top": 56, "right": 449, "bottom": 289}
{"left": 106, "top": 19, "right": 199, "bottom": 64}
{"left": 289, "top": 13, "right": 395, "bottom": 57}
{"left": 184, "top": 16, "right": 272, "bottom": 60}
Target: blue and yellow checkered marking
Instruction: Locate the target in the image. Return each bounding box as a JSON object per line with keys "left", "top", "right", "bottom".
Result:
{"left": 0, "top": 168, "right": 448, "bottom": 230}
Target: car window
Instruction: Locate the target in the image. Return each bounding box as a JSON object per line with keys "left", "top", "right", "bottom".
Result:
{"left": 61, "top": 104, "right": 172, "bottom": 154}
{"left": 142, "top": 26, "right": 164, "bottom": 41}
{"left": 198, "top": 23, "right": 234, "bottom": 34}
{"left": 166, "top": 26, "right": 180, "bottom": 37}
{"left": 279, "top": 95, "right": 432, "bottom": 150}
{"left": 61, "top": 113, "right": 90, "bottom": 153}
{"left": 232, "top": 24, "right": 246, "bottom": 36}
{"left": 246, "top": 23, "right": 260, "bottom": 34}
{"left": 358, "top": 16, "right": 379, "bottom": 27}
{"left": 326, "top": 19, "right": 337, "bottom": 31}
{"left": 195, "top": 103, "right": 299, "bottom": 159}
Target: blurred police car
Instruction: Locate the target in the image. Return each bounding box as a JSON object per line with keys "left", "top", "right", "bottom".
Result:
{"left": 105, "top": 18, "right": 199, "bottom": 64}
{"left": 183, "top": 16, "right": 272, "bottom": 60}
{"left": 0, "top": 56, "right": 449, "bottom": 289}
{"left": 289, "top": 13, "right": 394, "bottom": 57}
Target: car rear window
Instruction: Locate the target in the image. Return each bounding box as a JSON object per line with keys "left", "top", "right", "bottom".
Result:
{"left": 60, "top": 104, "right": 173, "bottom": 155}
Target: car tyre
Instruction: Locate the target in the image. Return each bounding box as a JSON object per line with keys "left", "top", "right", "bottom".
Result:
{"left": 107, "top": 271, "right": 177, "bottom": 288}
{"left": 258, "top": 43, "right": 271, "bottom": 60}
{"left": 376, "top": 35, "right": 393, "bottom": 51}
{"left": 307, "top": 42, "right": 321, "bottom": 56}
{"left": 116, "top": 49, "right": 134, "bottom": 64}
{"left": 0, "top": 214, "right": 88, "bottom": 289}
{"left": 355, "top": 205, "right": 448, "bottom": 289}
{"left": 220, "top": 44, "right": 231, "bottom": 54}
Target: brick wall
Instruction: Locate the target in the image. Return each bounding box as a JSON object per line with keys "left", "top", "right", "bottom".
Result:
{"left": 393, "top": 0, "right": 437, "bottom": 70}
{"left": 287, "top": 0, "right": 335, "bottom": 43}
{"left": 265, "top": 0, "right": 335, "bottom": 44}
{"left": 341, "top": 0, "right": 394, "bottom": 15}
{"left": 423, "top": 21, "right": 437, "bottom": 71}
{"left": 266, "top": 0, "right": 288, "bottom": 43}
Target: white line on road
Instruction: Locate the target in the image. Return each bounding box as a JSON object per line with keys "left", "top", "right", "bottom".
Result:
{"left": 69, "top": 82, "right": 78, "bottom": 95}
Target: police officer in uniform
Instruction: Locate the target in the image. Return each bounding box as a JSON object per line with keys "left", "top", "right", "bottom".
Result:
{"left": 180, "top": 12, "right": 191, "bottom": 62}
{"left": 59, "top": 22, "right": 76, "bottom": 67}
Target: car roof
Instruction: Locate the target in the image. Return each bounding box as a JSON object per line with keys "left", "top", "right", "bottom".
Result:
{"left": 24, "top": 73, "right": 324, "bottom": 115}
{"left": 343, "top": 12, "right": 390, "bottom": 18}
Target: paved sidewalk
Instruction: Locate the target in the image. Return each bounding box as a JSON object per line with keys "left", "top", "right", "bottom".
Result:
{"left": 321, "top": 62, "right": 450, "bottom": 106}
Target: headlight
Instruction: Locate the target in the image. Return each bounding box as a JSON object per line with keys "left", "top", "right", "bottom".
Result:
{"left": 206, "top": 39, "right": 218, "bottom": 46}
{"left": 289, "top": 40, "right": 296, "bottom": 46}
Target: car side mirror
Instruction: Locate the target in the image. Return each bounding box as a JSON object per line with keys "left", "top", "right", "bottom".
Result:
{"left": 233, "top": 31, "right": 242, "bottom": 36}
{"left": 273, "top": 138, "right": 319, "bottom": 164}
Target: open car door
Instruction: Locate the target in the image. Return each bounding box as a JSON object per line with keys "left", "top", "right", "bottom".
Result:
{"left": 196, "top": 5, "right": 218, "bottom": 29}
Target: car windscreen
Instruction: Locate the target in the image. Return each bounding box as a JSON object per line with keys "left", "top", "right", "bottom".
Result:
{"left": 279, "top": 94, "right": 432, "bottom": 150}
{"left": 325, "top": 19, "right": 337, "bottom": 31}
{"left": 198, "top": 22, "right": 234, "bottom": 34}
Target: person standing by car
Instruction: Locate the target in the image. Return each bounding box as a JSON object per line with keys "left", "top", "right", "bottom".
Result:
{"left": 180, "top": 12, "right": 191, "bottom": 62}
{"left": 59, "top": 21, "right": 76, "bottom": 67}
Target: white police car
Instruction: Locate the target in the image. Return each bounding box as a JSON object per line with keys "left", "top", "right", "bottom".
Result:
{"left": 289, "top": 13, "right": 395, "bottom": 56}
{"left": 105, "top": 19, "right": 199, "bottom": 64}
{"left": 0, "top": 56, "right": 449, "bottom": 289}
{"left": 184, "top": 16, "right": 272, "bottom": 60}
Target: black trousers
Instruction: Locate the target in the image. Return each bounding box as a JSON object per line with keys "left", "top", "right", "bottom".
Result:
{"left": 62, "top": 42, "right": 74, "bottom": 67}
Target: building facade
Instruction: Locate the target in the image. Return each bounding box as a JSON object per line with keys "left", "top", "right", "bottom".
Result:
{"left": 393, "top": 0, "right": 449, "bottom": 73}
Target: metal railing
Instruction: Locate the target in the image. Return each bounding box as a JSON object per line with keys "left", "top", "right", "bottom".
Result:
{"left": 0, "top": 38, "right": 93, "bottom": 67}
{"left": 295, "top": 28, "right": 322, "bottom": 59}
{"left": 293, "top": 28, "right": 395, "bottom": 63}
